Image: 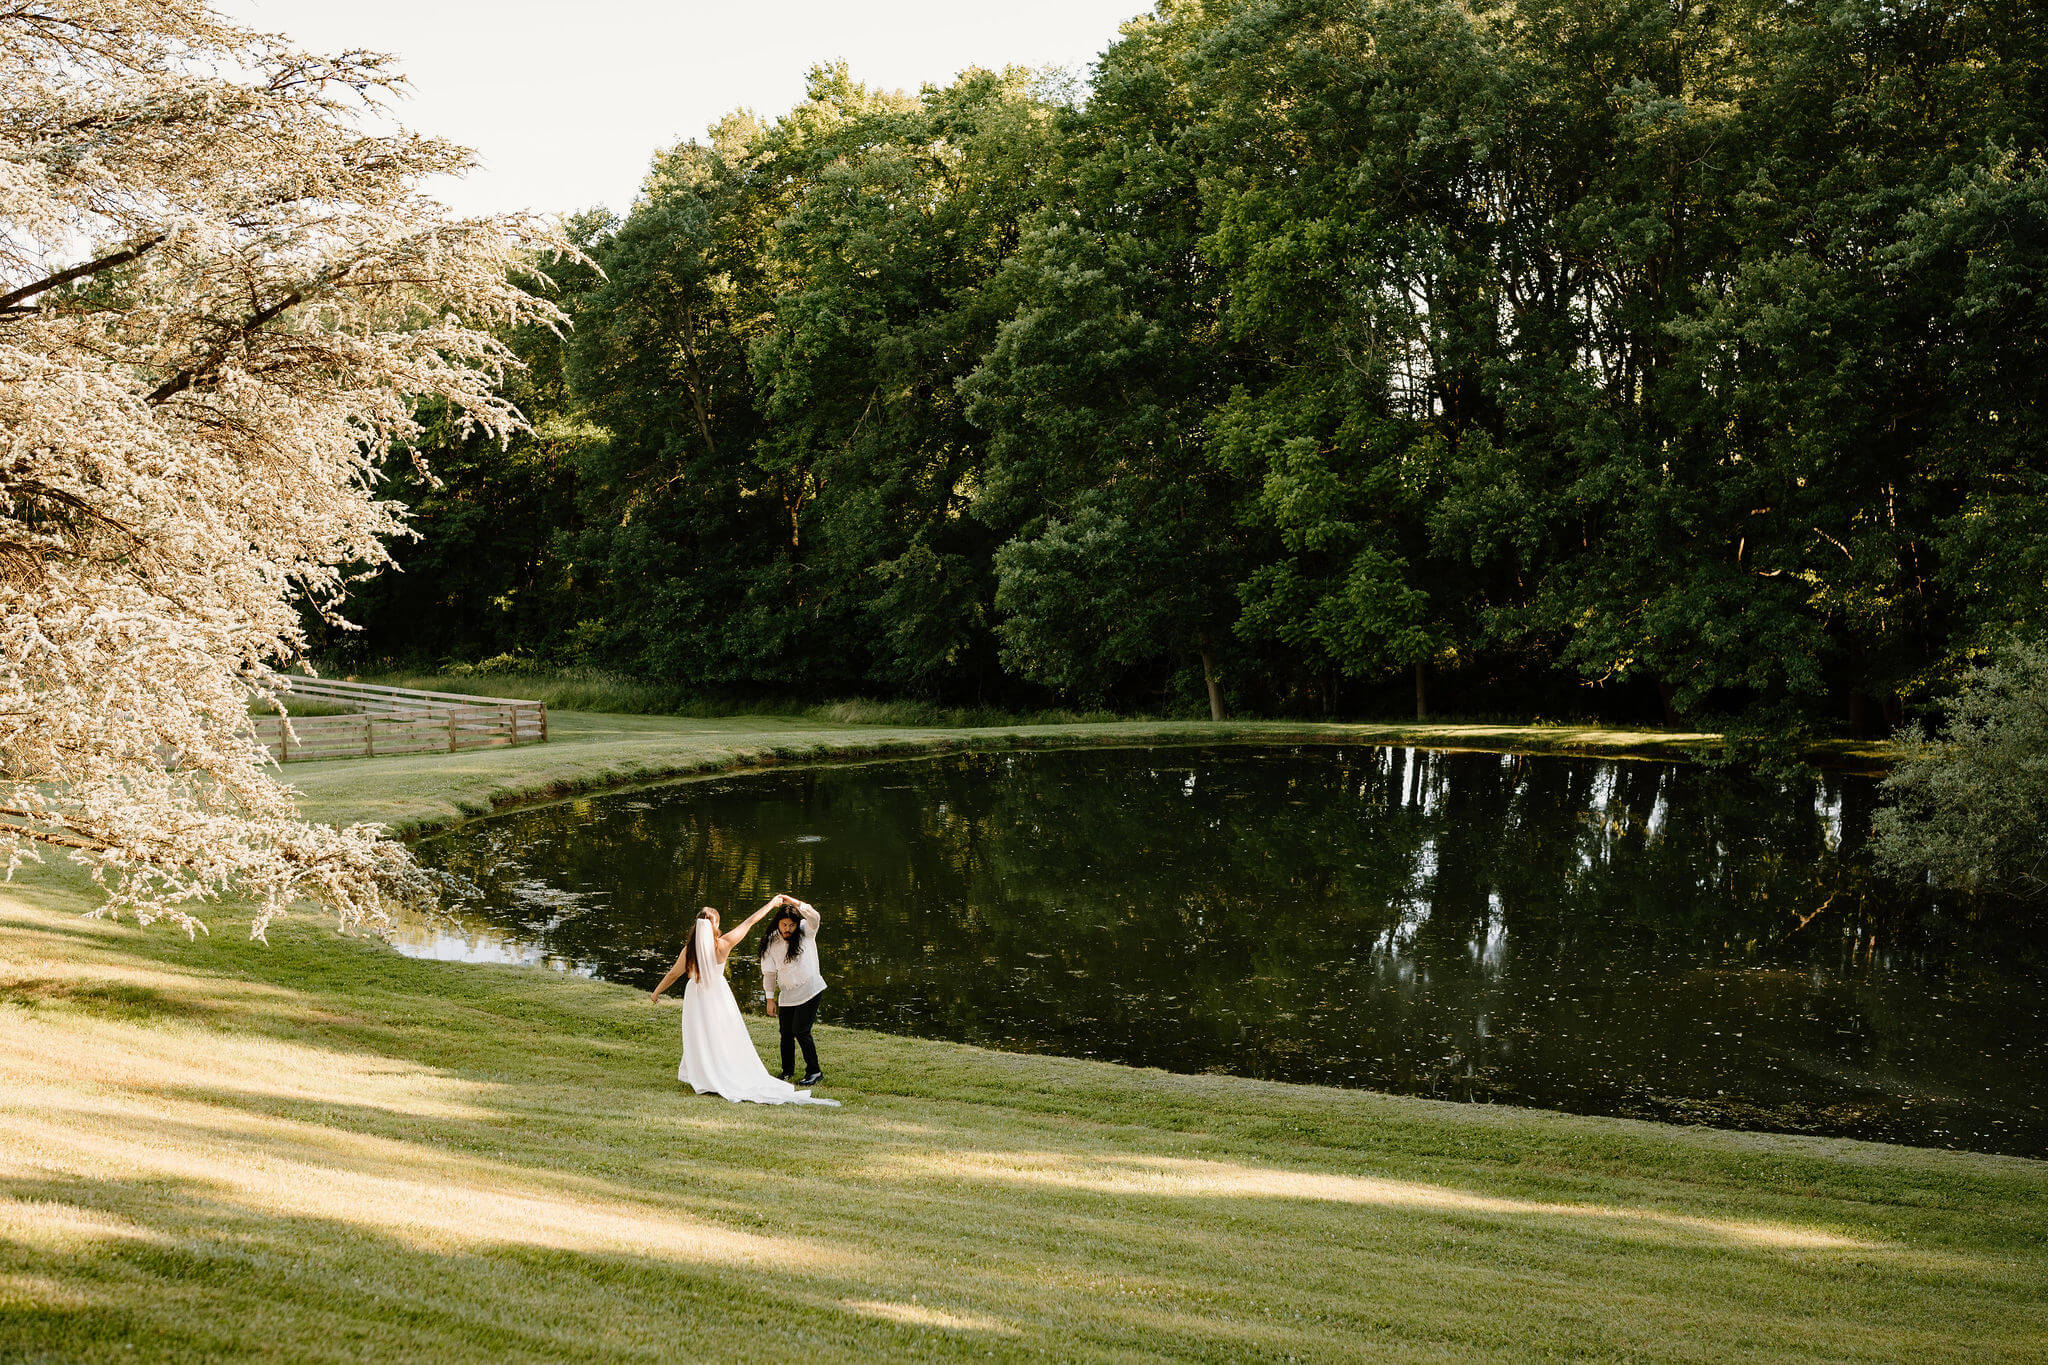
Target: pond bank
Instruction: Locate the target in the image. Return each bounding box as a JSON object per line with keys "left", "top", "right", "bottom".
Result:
{"left": 3, "top": 713, "right": 2034, "bottom": 1363}
{"left": 280, "top": 710, "right": 1886, "bottom": 842}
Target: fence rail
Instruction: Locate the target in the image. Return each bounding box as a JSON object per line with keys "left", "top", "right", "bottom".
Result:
{"left": 248, "top": 678, "right": 546, "bottom": 763}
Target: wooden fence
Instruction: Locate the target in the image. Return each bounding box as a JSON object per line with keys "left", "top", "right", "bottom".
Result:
{"left": 247, "top": 678, "right": 546, "bottom": 763}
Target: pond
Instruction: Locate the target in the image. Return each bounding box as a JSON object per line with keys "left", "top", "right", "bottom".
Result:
{"left": 405, "top": 745, "right": 2048, "bottom": 1157}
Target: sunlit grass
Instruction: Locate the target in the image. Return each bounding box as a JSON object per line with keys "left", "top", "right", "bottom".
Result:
{"left": 844, "top": 1299, "right": 1018, "bottom": 1335}
{"left": 882, "top": 1151, "right": 1884, "bottom": 1251}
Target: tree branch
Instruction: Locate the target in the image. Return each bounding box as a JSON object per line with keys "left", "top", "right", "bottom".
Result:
{"left": 0, "top": 234, "right": 165, "bottom": 312}
{"left": 0, "top": 806, "right": 112, "bottom": 852}
{"left": 146, "top": 289, "right": 303, "bottom": 405}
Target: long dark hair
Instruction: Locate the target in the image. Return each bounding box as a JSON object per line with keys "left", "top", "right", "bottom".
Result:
{"left": 683, "top": 909, "right": 716, "bottom": 981}
{"left": 759, "top": 907, "right": 805, "bottom": 964}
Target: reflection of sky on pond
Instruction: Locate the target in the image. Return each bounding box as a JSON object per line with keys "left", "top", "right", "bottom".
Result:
{"left": 388, "top": 880, "right": 606, "bottom": 975}
{"left": 388, "top": 917, "right": 598, "bottom": 976}
{"left": 408, "top": 745, "right": 2048, "bottom": 1156}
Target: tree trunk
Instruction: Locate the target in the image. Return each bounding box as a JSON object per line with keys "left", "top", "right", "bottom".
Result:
{"left": 1414, "top": 660, "right": 1428, "bottom": 721}
{"left": 1657, "top": 680, "right": 1683, "bottom": 729}
{"left": 1200, "top": 647, "right": 1226, "bottom": 722}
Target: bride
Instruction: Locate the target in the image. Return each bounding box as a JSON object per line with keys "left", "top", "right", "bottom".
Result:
{"left": 648, "top": 895, "right": 839, "bottom": 1107}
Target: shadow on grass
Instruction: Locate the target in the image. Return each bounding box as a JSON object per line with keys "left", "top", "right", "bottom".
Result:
{"left": 0, "top": 912, "right": 134, "bottom": 951}
{"left": 0, "top": 977, "right": 214, "bottom": 1023}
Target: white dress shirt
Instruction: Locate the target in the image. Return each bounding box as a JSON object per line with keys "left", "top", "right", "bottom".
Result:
{"left": 760, "top": 903, "right": 826, "bottom": 1007}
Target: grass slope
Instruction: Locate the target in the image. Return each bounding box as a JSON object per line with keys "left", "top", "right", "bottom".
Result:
{"left": 4, "top": 715, "right": 2035, "bottom": 1362}
{"left": 278, "top": 710, "right": 1739, "bottom": 837}
{"left": 348, "top": 668, "right": 1895, "bottom": 770}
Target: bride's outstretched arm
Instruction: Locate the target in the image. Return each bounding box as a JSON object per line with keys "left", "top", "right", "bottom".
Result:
{"left": 648, "top": 944, "right": 691, "bottom": 1005}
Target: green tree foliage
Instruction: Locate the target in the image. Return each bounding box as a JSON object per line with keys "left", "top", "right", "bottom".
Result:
{"left": 966, "top": 6, "right": 1253, "bottom": 716}
{"left": 560, "top": 113, "right": 787, "bottom": 683}
{"left": 745, "top": 65, "right": 1067, "bottom": 692}
{"left": 1873, "top": 636, "right": 2048, "bottom": 901}
{"left": 342, "top": 0, "right": 2048, "bottom": 729}
{"left": 325, "top": 210, "right": 613, "bottom": 664}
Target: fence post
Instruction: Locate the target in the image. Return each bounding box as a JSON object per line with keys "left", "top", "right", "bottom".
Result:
{"left": 447, "top": 708, "right": 457, "bottom": 753}
{"left": 363, "top": 712, "right": 374, "bottom": 758}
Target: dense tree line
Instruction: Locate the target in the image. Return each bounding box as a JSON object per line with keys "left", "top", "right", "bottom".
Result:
{"left": 337, "top": 0, "right": 2048, "bottom": 731}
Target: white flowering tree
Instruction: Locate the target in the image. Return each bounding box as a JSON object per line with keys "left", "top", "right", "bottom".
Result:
{"left": 1, "top": 1, "right": 570, "bottom": 936}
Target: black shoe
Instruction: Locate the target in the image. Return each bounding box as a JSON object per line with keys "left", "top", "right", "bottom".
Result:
{"left": 800, "top": 1071, "right": 824, "bottom": 1086}
{"left": 778, "top": 1073, "right": 793, "bottom": 1083}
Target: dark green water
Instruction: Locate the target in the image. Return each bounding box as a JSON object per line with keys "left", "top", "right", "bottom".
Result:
{"left": 406, "top": 745, "right": 2047, "bottom": 1156}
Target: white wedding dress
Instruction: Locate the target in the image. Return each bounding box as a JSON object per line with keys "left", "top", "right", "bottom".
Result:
{"left": 680, "top": 918, "right": 839, "bottom": 1106}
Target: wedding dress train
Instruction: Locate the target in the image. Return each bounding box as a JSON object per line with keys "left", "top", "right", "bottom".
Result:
{"left": 680, "top": 918, "right": 839, "bottom": 1106}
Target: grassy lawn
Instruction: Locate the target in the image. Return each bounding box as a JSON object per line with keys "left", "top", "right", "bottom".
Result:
{"left": 3, "top": 715, "right": 2035, "bottom": 1361}
{"left": 275, "top": 709, "right": 1750, "bottom": 838}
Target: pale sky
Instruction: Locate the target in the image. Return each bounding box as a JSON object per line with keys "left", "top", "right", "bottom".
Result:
{"left": 222, "top": 1, "right": 1151, "bottom": 219}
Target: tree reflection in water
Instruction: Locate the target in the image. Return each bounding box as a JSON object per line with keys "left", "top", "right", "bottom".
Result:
{"left": 413, "top": 746, "right": 2048, "bottom": 1156}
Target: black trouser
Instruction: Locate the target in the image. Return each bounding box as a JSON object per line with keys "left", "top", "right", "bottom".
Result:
{"left": 778, "top": 995, "right": 821, "bottom": 1077}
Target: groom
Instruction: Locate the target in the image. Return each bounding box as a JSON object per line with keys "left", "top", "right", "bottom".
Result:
{"left": 760, "top": 893, "right": 826, "bottom": 1086}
